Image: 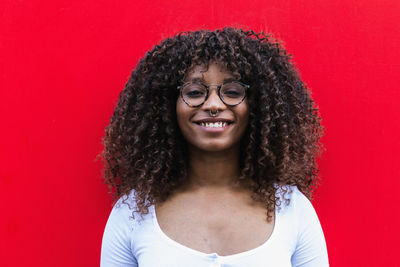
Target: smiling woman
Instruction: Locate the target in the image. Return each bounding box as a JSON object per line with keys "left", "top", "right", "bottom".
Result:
{"left": 100, "top": 27, "right": 329, "bottom": 266}
{"left": 176, "top": 61, "right": 249, "bottom": 153}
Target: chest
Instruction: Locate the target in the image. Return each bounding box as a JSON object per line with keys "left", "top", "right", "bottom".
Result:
{"left": 155, "top": 193, "right": 275, "bottom": 256}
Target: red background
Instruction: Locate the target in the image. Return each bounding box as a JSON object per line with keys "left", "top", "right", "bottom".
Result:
{"left": 1, "top": 0, "right": 399, "bottom": 266}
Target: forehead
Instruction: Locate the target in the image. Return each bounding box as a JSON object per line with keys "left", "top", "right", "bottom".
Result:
{"left": 183, "top": 61, "right": 236, "bottom": 82}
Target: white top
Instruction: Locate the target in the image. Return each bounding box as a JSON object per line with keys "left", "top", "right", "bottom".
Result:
{"left": 100, "top": 185, "right": 329, "bottom": 267}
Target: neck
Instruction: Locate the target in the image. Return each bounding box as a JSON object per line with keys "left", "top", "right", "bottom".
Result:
{"left": 185, "top": 144, "right": 243, "bottom": 190}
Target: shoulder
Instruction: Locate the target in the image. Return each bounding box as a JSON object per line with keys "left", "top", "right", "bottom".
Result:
{"left": 100, "top": 190, "right": 140, "bottom": 266}
{"left": 103, "top": 190, "right": 139, "bottom": 235}
{"left": 113, "top": 189, "right": 139, "bottom": 215}
{"left": 275, "top": 184, "right": 311, "bottom": 211}
{"left": 275, "top": 184, "right": 321, "bottom": 231}
{"left": 276, "top": 185, "right": 329, "bottom": 266}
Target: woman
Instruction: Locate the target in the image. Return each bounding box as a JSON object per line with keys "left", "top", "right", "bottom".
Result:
{"left": 100, "top": 27, "right": 329, "bottom": 266}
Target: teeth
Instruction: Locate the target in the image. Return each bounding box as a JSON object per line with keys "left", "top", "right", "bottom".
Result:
{"left": 199, "top": 122, "right": 227, "bottom": 128}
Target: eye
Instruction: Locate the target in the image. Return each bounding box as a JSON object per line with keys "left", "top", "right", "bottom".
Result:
{"left": 224, "top": 90, "right": 241, "bottom": 96}
{"left": 222, "top": 83, "right": 245, "bottom": 98}
{"left": 186, "top": 90, "right": 205, "bottom": 97}
{"left": 182, "top": 84, "right": 206, "bottom": 98}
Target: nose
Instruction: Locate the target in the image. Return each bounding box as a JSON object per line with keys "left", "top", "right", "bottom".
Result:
{"left": 202, "top": 85, "right": 226, "bottom": 112}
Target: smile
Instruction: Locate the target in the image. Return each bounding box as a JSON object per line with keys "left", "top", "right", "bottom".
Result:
{"left": 193, "top": 121, "right": 233, "bottom": 132}
{"left": 199, "top": 122, "right": 228, "bottom": 128}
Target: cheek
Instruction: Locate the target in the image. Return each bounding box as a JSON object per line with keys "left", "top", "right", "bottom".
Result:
{"left": 238, "top": 101, "right": 250, "bottom": 127}
{"left": 176, "top": 99, "right": 191, "bottom": 132}
{"left": 234, "top": 103, "right": 250, "bottom": 141}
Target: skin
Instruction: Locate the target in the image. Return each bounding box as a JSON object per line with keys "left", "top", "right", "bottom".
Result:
{"left": 155, "top": 60, "right": 275, "bottom": 256}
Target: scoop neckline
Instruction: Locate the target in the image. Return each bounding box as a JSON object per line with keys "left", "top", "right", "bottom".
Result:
{"left": 151, "top": 204, "right": 279, "bottom": 260}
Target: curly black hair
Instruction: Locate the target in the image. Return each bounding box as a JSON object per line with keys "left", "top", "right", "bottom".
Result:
{"left": 100, "top": 27, "right": 324, "bottom": 222}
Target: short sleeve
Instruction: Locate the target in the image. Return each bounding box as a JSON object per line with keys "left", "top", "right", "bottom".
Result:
{"left": 290, "top": 187, "right": 329, "bottom": 267}
{"left": 100, "top": 196, "right": 138, "bottom": 267}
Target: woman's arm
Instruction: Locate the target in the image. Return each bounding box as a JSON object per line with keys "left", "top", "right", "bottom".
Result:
{"left": 100, "top": 199, "right": 138, "bottom": 267}
{"left": 290, "top": 187, "right": 329, "bottom": 267}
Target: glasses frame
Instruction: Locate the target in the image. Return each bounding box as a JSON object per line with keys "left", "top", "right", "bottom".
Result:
{"left": 177, "top": 81, "right": 250, "bottom": 107}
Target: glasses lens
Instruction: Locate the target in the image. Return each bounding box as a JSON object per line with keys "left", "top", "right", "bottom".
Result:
{"left": 221, "top": 82, "right": 246, "bottom": 105}
{"left": 182, "top": 83, "right": 207, "bottom": 106}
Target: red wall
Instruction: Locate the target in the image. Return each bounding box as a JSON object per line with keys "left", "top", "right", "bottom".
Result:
{"left": 1, "top": 1, "right": 399, "bottom": 266}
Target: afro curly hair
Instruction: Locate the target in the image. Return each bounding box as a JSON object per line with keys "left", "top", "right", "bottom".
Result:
{"left": 100, "top": 27, "right": 324, "bottom": 221}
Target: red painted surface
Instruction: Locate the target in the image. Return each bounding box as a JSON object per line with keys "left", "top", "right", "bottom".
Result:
{"left": 1, "top": 0, "right": 399, "bottom": 266}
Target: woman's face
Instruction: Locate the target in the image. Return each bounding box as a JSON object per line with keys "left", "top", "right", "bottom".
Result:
{"left": 176, "top": 61, "right": 249, "bottom": 152}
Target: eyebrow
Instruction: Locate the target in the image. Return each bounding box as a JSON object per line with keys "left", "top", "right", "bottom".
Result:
{"left": 185, "top": 77, "right": 237, "bottom": 83}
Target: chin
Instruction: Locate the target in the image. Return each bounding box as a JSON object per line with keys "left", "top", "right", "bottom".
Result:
{"left": 190, "top": 141, "right": 238, "bottom": 153}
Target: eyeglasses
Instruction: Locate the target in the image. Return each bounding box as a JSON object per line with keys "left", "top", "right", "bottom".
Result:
{"left": 177, "top": 81, "right": 250, "bottom": 107}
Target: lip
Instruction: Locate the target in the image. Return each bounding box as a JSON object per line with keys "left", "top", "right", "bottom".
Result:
{"left": 193, "top": 118, "right": 234, "bottom": 124}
